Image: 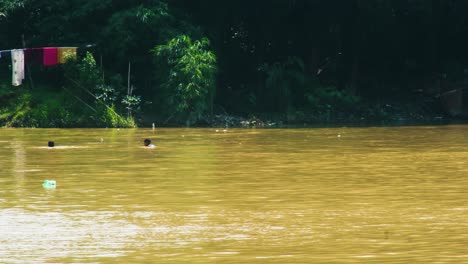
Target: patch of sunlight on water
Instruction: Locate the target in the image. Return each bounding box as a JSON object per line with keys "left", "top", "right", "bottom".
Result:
{"left": 0, "top": 209, "right": 139, "bottom": 262}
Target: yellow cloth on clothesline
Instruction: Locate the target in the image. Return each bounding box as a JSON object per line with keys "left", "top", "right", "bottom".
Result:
{"left": 58, "top": 47, "right": 77, "bottom": 64}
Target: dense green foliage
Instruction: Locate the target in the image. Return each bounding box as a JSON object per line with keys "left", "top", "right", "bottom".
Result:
{"left": 153, "top": 35, "right": 217, "bottom": 125}
{"left": 1, "top": 0, "right": 467, "bottom": 127}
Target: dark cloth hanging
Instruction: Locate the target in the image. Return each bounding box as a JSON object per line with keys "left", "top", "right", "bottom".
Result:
{"left": 77, "top": 47, "right": 86, "bottom": 59}
{"left": 43, "top": 47, "right": 58, "bottom": 66}
{"left": 76, "top": 44, "right": 96, "bottom": 58}
{"left": 24, "top": 48, "right": 44, "bottom": 65}
{"left": 0, "top": 50, "right": 12, "bottom": 59}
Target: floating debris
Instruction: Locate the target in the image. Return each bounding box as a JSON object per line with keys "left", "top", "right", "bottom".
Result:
{"left": 42, "top": 180, "right": 57, "bottom": 189}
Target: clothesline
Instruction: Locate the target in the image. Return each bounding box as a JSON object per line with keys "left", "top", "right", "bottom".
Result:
{"left": 0, "top": 47, "right": 79, "bottom": 53}
{"left": 0, "top": 44, "right": 95, "bottom": 53}
{"left": 1, "top": 46, "right": 84, "bottom": 87}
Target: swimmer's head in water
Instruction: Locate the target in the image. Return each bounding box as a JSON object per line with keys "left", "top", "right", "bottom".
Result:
{"left": 48, "top": 141, "right": 55, "bottom": 147}
{"left": 144, "top": 138, "right": 151, "bottom": 146}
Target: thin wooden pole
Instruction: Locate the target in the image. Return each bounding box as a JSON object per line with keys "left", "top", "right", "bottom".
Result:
{"left": 127, "top": 62, "right": 132, "bottom": 117}
{"left": 100, "top": 54, "right": 104, "bottom": 82}
{"left": 127, "top": 61, "right": 131, "bottom": 95}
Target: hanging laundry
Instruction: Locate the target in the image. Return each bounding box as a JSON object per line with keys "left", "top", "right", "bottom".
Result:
{"left": 11, "top": 49, "right": 25, "bottom": 86}
{"left": 0, "top": 50, "right": 11, "bottom": 59}
{"left": 58, "top": 47, "right": 77, "bottom": 64}
{"left": 24, "top": 48, "right": 44, "bottom": 65}
{"left": 77, "top": 46, "right": 87, "bottom": 58}
{"left": 43, "top": 47, "right": 58, "bottom": 66}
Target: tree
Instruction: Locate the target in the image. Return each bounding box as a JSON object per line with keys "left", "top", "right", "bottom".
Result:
{"left": 153, "top": 35, "right": 217, "bottom": 125}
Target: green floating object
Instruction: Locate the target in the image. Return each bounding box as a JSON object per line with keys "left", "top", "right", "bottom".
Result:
{"left": 42, "top": 180, "right": 57, "bottom": 188}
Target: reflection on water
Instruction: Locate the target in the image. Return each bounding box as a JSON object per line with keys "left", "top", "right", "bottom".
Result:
{"left": 0, "top": 209, "right": 139, "bottom": 262}
{"left": 0, "top": 127, "right": 467, "bottom": 263}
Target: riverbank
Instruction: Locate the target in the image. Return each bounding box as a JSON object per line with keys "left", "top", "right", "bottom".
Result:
{"left": 198, "top": 100, "right": 453, "bottom": 128}
{"left": 0, "top": 83, "right": 459, "bottom": 128}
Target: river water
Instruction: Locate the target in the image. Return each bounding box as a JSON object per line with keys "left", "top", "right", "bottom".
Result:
{"left": 0, "top": 126, "right": 467, "bottom": 263}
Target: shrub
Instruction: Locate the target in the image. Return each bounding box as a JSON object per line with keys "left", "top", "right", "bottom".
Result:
{"left": 306, "top": 86, "right": 361, "bottom": 112}
{"left": 98, "top": 104, "right": 136, "bottom": 128}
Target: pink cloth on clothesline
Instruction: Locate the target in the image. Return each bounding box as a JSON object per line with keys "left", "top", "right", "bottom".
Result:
{"left": 43, "top": 47, "right": 58, "bottom": 66}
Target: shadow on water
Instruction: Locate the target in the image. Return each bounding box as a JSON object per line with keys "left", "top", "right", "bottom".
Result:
{"left": 277, "top": 118, "right": 462, "bottom": 129}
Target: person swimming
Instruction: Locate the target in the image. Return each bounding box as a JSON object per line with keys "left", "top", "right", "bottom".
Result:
{"left": 40, "top": 140, "right": 84, "bottom": 149}
{"left": 144, "top": 138, "right": 156, "bottom": 148}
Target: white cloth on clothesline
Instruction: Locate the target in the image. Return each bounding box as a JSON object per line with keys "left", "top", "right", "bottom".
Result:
{"left": 11, "top": 49, "right": 25, "bottom": 86}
